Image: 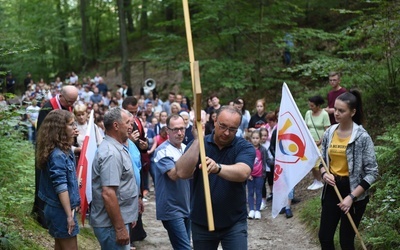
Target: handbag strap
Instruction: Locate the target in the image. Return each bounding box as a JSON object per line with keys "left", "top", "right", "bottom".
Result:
{"left": 309, "top": 111, "right": 321, "bottom": 141}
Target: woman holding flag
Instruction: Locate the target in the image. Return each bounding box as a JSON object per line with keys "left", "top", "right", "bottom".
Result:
{"left": 36, "top": 109, "right": 81, "bottom": 250}
{"left": 318, "top": 90, "right": 378, "bottom": 249}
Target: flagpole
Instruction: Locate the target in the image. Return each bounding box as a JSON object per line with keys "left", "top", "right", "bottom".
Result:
{"left": 320, "top": 157, "right": 367, "bottom": 250}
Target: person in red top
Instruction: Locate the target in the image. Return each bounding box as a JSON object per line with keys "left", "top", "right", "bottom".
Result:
{"left": 325, "top": 71, "right": 347, "bottom": 124}
{"left": 155, "top": 126, "right": 169, "bottom": 146}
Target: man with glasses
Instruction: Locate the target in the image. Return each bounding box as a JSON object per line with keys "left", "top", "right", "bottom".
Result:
{"left": 153, "top": 114, "right": 191, "bottom": 249}
{"left": 176, "top": 106, "right": 255, "bottom": 249}
{"left": 33, "top": 85, "right": 79, "bottom": 228}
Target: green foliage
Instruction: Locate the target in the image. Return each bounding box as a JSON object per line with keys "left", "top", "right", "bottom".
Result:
{"left": 0, "top": 117, "right": 37, "bottom": 249}
{"left": 0, "top": 0, "right": 121, "bottom": 90}
{"left": 298, "top": 196, "right": 321, "bottom": 231}
{"left": 362, "top": 124, "right": 400, "bottom": 249}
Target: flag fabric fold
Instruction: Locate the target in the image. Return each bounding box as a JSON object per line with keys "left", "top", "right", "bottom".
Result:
{"left": 76, "top": 110, "right": 97, "bottom": 225}
{"left": 272, "top": 83, "right": 321, "bottom": 218}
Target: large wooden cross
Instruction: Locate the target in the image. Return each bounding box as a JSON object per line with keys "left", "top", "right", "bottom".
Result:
{"left": 182, "top": 0, "right": 215, "bottom": 231}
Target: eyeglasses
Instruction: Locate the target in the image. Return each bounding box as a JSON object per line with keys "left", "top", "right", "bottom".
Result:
{"left": 168, "top": 127, "right": 185, "bottom": 133}
{"left": 62, "top": 95, "right": 76, "bottom": 105}
{"left": 68, "top": 122, "right": 78, "bottom": 128}
{"left": 217, "top": 121, "right": 238, "bottom": 133}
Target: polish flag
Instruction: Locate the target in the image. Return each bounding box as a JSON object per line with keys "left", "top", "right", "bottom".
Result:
{"left": 77, "top": 110, "right": 97, "bottom": 225}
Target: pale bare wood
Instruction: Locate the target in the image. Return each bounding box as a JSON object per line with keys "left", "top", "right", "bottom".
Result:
{"left": 193, "top": 61, "right": 202, "bottom": 121}
{"left": 196, "top": 120, "right": 215, "bottom": 231}
{"left": 182, "top": 0, "right": 195, "bottom": 91}
{"left": 182, "top": 0, "right": 215, "bottom": 231}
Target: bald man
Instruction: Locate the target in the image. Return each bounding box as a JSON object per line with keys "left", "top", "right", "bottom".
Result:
{"left": 32, "top": 85, "right": 79, "bottom": 228}
{"left": 36, "top": 85, "right": 79, "bottom": 130}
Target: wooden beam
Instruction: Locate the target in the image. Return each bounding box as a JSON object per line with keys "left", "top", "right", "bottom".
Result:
{"left": 182, "top": 0, "right": 215, "bottom": 231}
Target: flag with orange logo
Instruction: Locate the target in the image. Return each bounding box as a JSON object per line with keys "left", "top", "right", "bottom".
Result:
{"left": 272, "top": 83, "right": 321, "bottom": 218}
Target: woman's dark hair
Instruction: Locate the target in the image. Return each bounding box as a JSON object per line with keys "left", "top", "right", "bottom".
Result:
{"left": 265, "top": 111, "right": 277, "bottom": 122}
{"left": 183, "top": 96, "right": 191, "bottom": 111}
{"left": 337, "top": 89, "right": 364, "bottom": 125}
{"left": 308, "top": 95, "right": 325, "bottom": 106}
{"left": 208, "top": 110, "right": 216, "bottom": 123}
{"left": 234, "top": 97, "right": 246, "bottom": 115}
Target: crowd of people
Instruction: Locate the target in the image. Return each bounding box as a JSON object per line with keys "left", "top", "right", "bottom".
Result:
{"left": 1, "top": 70, "right": 378, "bottom": 250}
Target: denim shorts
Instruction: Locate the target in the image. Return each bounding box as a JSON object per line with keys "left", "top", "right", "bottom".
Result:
{"left": 44, "top": 204, "right": 79, "bottom": 238}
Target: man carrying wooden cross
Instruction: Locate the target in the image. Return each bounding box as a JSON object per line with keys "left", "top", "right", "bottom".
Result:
{"left": 176, "top": 105, "right": 255, "bottom": 249}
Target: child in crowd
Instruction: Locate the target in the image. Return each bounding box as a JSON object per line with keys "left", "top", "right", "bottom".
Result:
{"left": 260, "top": 127, "right": 270, "bottom": 152}
{"left": 155, "top": 126, "right": 168, "bottom": 147}
{"left": 154, "top": 111, "right": 168, "bottom": 135}
{"left": 247, "top": 130, "right": 271, "bottom": 219}
{"left": 259, "top": 127, "right": 270, "bottom": 210}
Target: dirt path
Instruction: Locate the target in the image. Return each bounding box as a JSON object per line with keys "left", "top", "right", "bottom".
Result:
{"left": 29, "top": 175, "right": 320, "bottom": 249}
{"left": 134, "top": 176, "right": 320, "bottom": 250}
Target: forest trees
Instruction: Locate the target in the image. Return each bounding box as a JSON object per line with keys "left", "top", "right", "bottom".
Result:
{"left": 0, "top": 0, "right": 400, "bottom": 114}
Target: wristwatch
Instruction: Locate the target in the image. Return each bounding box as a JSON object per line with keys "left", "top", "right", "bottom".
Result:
{"left": 349, "top": 193, "right": 357, "bottom": 201}
{"left": 216, "top": 163, "right": 222, "bottom": 174}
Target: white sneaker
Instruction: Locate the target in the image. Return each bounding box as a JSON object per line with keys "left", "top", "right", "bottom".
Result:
{"left": 260, "top": 202, "right": 267, "bottom": 210}
{"left": 309, "top": 180, "right": 324, "bottom": 190}
{"left": 248, "top": 210, "right": 255, "bottom": 219}
{"left": 254, "top": 211, "right": 261, "bottom": 220}
{"left": 307, "top": 180, "right": 317, "bottom": 190}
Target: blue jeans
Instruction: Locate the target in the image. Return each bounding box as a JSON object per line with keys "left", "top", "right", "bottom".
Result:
{"left": 288, "top": 188, "right": 294, "bottom": 200}
{"left": 93, "top": 224, "right": 130, "bottom": 250}
{"left": 162, "top": 217, "right": 191, "bottom": 250}
{"left": 191, "top": 219, "right": 248, "bottom": 250}
{"left": 28, "top": 126, "right": 36, "bottom": 143}
{"left": 247, "top": 176, "right": 264, "bottom": 211}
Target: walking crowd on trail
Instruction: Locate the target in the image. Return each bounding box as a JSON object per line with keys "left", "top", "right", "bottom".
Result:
{"left": 1, "top": 70, "right": 378, "bottom": 250}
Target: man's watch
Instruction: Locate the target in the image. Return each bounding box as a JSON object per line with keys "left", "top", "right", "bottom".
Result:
{"left": 216, "top": 163, "right": 222, "bottom": 174}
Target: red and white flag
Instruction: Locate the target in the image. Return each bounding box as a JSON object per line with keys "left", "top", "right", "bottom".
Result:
{"left": 77, "top": 110, "right": 97, "bottom": 225}
{"left": 272, "top": 83, "right": 321, "bottom": 218}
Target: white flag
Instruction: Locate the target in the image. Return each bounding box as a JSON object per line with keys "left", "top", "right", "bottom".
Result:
{"left": 272, "top": 83, "right": 321, "bottom": 218}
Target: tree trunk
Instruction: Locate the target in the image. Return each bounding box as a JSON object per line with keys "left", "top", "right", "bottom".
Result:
{"left": 92, "top": 0, "right": 102, "bottom": 60}
{"left": 57, "top": 0, "right": 70, "bottom": 70}
{"left": 165, "top": 0, "right": 175, "bottom": 33}
{"left": 124, "top": 0, "right": 135, "bottom": 33}
{"left": 80, "top": 0, "right": 89, "bottom": 70}
{"left": 140, "top": 0, "right": 148, "bottom": 35}
{"left": 117, "top": 0, "right": 131, "bottom": 86}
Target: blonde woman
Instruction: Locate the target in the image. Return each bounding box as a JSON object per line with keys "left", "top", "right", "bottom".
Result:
{"left": 73, "top": 104, "right": 103, "bottom": 151}
{"left": 170, "top": 101, "right": 181, "bottom": 115}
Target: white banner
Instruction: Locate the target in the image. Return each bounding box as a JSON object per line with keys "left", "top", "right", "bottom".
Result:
{"left": 272, "top": 83, "right": 321, "bottom": 218}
